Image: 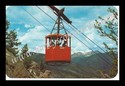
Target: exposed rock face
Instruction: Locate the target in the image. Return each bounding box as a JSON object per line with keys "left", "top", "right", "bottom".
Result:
{"left": 27, "top": 61, "right": 51, "bottom": 78}
{"left": 6, "top": 49, "right": 31, "bottom": 78}
{"left": 6, "top": 49, "right": 51, "bottom": 78}
{"left": 39, "top": 70, "right": 51, "bottom": 78}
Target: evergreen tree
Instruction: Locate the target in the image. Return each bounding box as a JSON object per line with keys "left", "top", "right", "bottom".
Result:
{"left": 21, "top": 44, "right": 29, "bottom": 57}
{"left": 21, "top": 44, "right": 32, "bottom": 69}
{"left": 6, "top": 20, "right": 10, "bottom": 31}
{"left": 6, "top": 20, "right": 10, "bottom": 40}
{"left": 6, "top": 20, "right": 21, "bottom": 57}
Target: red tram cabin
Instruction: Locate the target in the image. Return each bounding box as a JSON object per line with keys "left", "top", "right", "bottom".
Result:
{"left": 45, "top": 6, "right": 72, "bottom": 64}
{"left": 45, "top": 34, "right": 71, "bottom": 63}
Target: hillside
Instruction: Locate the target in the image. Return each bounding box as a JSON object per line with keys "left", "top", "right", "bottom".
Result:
{"left": 6, "top": 49, "right": 118, "bottom": 78}
{"left": 6, "top": 49, "right": 31, "bottom": 78}
{"left": 44, "top": 51, "right": 117, "bottom": 78}
{"left": 72, "top": 51, "right": 113, "bottom": 71}
{"left": 6, "top": 49, "right": 51, "bottom": 78}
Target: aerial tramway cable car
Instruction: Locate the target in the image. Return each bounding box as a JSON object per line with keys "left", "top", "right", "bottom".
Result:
{"left": 45, "top": 6, "right": 72, "bottom": 64}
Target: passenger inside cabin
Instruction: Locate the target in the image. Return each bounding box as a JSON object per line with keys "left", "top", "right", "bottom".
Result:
{"left": 49, "top": 37, "right": 56, "bottom": 47}
{"left": 56, "top": 37, "right": 62, "bottom": 46}
{"left": 49, "top": 36, "right": 67, "bottom": 47}
{"left": 62, "top": 36, "right": 67, "bottom": 47}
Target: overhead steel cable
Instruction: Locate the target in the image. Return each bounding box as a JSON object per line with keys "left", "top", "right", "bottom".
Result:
{"left": 35, "top": 6, "right": 112, "bottom": 65}
{"left": 37, "top": 6, "right": 115, "bottom": 60}
{"left": 70, "top": 23, "right": 115, "bottom": 59}
{"left": 65, "top": 29, "right": 112, "bottom": 66}
{"left": 21, "top": 7, "right": 50, "bottom": 32}
{"left": 64, "top": 19, "right": 115, "bottom": 60}
{"left": 21, "top": 6, "right": 113, "bottom": 78}
{"left": 36, "top": 6, "right": 56, "bottom": 22}
{"left": 63, "top": 20, "right": 114, "bottom": 62}
{"left": 20, "top": 6, "right": 110, "bottom": 78}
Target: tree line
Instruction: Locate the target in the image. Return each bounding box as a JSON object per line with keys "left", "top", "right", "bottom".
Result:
{"left": 6, "top": 20, "right": 29, "bottom": 57}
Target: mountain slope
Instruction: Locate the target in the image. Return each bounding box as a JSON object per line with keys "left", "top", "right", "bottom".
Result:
{"left": 6, "top": 49, "right": 31, "bottom": 78}
{"left": 6, "top": 49, "right": 51, "bottom": 78}
{"left": 72, "top": 52, "right": 113, "bottom": 68}
{"left": 6, "top": 50, "right": 117, "bottom": 78}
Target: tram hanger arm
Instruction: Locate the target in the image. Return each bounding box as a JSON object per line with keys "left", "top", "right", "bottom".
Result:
{"left": 49, "top": 6, "right": 72, "bottom": 24}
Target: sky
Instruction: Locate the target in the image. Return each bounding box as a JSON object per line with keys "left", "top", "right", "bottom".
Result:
{"left": 6, "top": 6, "right": 118, "bottom": 54}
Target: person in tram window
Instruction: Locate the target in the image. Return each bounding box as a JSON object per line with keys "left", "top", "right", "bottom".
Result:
{"left": 50, "top": 37, "right": 55, "bottom": 47}
{"left": 62, "top": 36, "right": 67, "bottom": 47}
{"left": 52, "top": 39, "right": 55, "bottom": 46}
{"left": 59, "top": 36, "right": 64, "bottom": 47}
{"left": 56, "top": 37, "right": 62, "bottom": 46}
{"left": 49, "top": 38, "right": 51, "bottom": 46}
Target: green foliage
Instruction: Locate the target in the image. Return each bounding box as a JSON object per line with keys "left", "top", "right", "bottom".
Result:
{"left": 94, "top": 7, "right": 118, "bottom": 55}
{"left": 6, "top": 20, "right": 21, "bottom": 57}
{"left": 20, "top": 44, "right": 31, "bottom": 69}
{"left": 94, "top": 7, "right": 118, "bottom": 46}
{"left": 94, "top": 7, "right": 118, "bottom": 78}
{"left": 21, "top": 44, "right": 29, "bottom": 57}
{"left": 103, "top": 42, "right": 117, "bottom": 58}
{"left": 107, "top": 7, "right": 118, "bottom": 19}
{"left": 6, "top": 20, "right": 10, "bottom": 31}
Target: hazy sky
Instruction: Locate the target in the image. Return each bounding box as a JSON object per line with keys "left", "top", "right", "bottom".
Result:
{"left": 6, "top": 6, "right": 118, "bottom": 54}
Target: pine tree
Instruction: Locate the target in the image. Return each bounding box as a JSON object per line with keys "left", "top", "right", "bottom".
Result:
{"left": 94, "top": 7, "right": 118, "bottom": 77}
{"left": 6, "top": 20, "right": 10, "bottom": 40}
{"left": 6, "top": 20, "right": 10, "bottom": 31}
{"left": 21, "top": 44, "right": 31, "bottom": 69}
{"left": 6, "top": 20, "right": 21, "bottom": 57}
{"left": 21, "top": 44, "right": 29, "bottom": 57}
